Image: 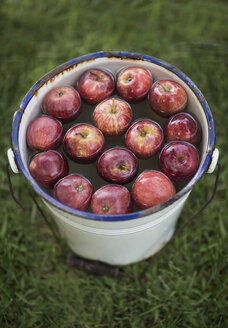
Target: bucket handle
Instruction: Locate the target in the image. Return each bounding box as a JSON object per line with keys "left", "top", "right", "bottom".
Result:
{"left": 5, "top": 162, "right": 120, "bottom": 277}
{"left": 6, "top": 161, "right": 221, "bottom": 278}
{"left": 5, "top": 162, "right": 65, "bottom": 254}
{"left": 139, "top": 162, "right": 221, "bottom": 280}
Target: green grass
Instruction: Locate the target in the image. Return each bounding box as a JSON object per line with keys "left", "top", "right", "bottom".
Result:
{"left": 1, "top": 0, "right": 228, "bottom": 327}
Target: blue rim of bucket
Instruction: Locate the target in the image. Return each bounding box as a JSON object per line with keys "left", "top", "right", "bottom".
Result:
{"left": 11, "top": 51, "right": 215, "bottom": 222}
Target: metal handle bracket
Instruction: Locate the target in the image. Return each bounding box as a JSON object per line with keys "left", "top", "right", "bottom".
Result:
{"left": 206, "top": 148, "right": 219, "bottom": 174}
{"left": 7, "top": 148, "right": 20, "bottom": 174}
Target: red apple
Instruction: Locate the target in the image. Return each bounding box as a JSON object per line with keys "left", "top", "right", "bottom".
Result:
{"left": 125, "top": 119, "right": 164, "bottom": 159}
{"left": 116, "top": 67, "right": 152, "bottom": 102}
{"left": 93, "top": 98, "right": 132, "bottom": 136}
{"left": 42, "top": 86, "right": 81, "bottom": 123}
{"left": 97, "top": 147, "right": 138, "bottom": 184}
{"left": 26, "top": 115, "right": 63, "bottom": 151}
{"left": 77, "top": 69, "right": 115, "bottom": 104}
{"left": 165, "top": 113, "right": 201, "bottom": 145}
{"left": 29, "top": 150, "right": 68, "bottom": 189}
{"left": 132, "top": 170, "right": 176, "bottom": 209}
{"left": 159, "top": 141, "right": 200, "bottom": 181}
{"left": 148, "top": 80, "right": 187, "bottom": 117}
{"left": 53, "top": 174, "right": 93, "bottom": 210}
{"left": 91, "top": 185, "right": 132, "bottom": 215}
{"left": 63, "top": 123, "right": 105, "bottom": 163}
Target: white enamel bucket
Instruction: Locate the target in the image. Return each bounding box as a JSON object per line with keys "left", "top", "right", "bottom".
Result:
{"left": 8, "top": 52, "right": 219, "bottom": 265}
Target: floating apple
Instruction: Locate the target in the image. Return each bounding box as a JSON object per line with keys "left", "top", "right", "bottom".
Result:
{"left": 91, "top": 185, "right": 132, "bottom": 215}
{"left": 29, "top": 150, "right": 68, "bottom": 189}
{"left": 148, "top": 80, "right": 187, "bottom": 117}
{"left": 125, "top": 119, "right": 163, "bottom": 159}
{"left": 97, "top": 147, "right": 138, "bottom": 184}
{"left": 77, "top": 69, "right": 115, "bottom": 104}
{"left": 26, "top": 116, "right": 63, "bottom": 151}
{"left": 53, "top": 174, "right": 93, "bottom": 210}
{"left": 159, "top": 141, "right": 200, "bottom": 181}
{"left": 93, "top": 98, "right": 132, "bottom": 136}
{"left": 132, "top": 170, "right": 176, "bottom": 209}
{"left": 42, "top": 86, "right": 81, "bottom": 123}
{"left": 165, "top": 113, "right": 201, "bottom": 145}
{"left": 116, "top": 67, "right": 152, "bottom": 102}
{"left": 63, "top": 123, "right": 105, "bottom": 163}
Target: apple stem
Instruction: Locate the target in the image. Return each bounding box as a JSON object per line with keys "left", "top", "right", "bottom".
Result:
{"left": 178, "top": 155, "right": 186, "bottom": 164}
{"left": 75, "top": 132, "right": 87, "bottom": 139}
{"left": 118, "top": 162, "right": 128, "bottom": 171}
{"left": 76, "top": 184, "right": 83, "bottom": 192}
{"left": 125, "top": 73, "right": 132, "bottom": 82}
{"left": 90, "top": 71, "right": 103, "bottom": 82}
{"left": 103, "top": 205, "right": 109, "bottom": 213}
{"left": 137, "top": 127, "right": 147, "bottom": 137}
{"left": 110, "top": 98, "right": 117, "bottom": 114}
{"left": 158, "top": 82, "right": 171, "bottom": 92}
{"left": 57, "top": 91, "right": 63, "bottom": 97}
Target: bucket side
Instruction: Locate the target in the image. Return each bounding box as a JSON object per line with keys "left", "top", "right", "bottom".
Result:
{"left": 44, "top": 193, "right": 190, "bottom": 265}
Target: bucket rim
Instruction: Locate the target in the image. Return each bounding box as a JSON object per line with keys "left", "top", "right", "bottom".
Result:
{"left": 11, "top": 51, "right": 215, "bottom": 222}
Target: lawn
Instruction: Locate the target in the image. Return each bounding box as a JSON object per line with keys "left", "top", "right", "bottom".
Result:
{"left": 0, "top": 0, "right": 228, "bottom": 327}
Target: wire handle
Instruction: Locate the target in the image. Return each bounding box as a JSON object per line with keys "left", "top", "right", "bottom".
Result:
{"left": 6, "top": 162, "right": 221, "bottom": 278}
{"left": 6, "top": 163, "right": 24, "bottom": 210}
{"left": 6, "top": 163, "right": 65, "bottom": 255}
{"left": 140, "top": 162, "right": 221, "bottom": 279}
{"left": 6, "top": 163, "right": 121, "bottom": 276}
